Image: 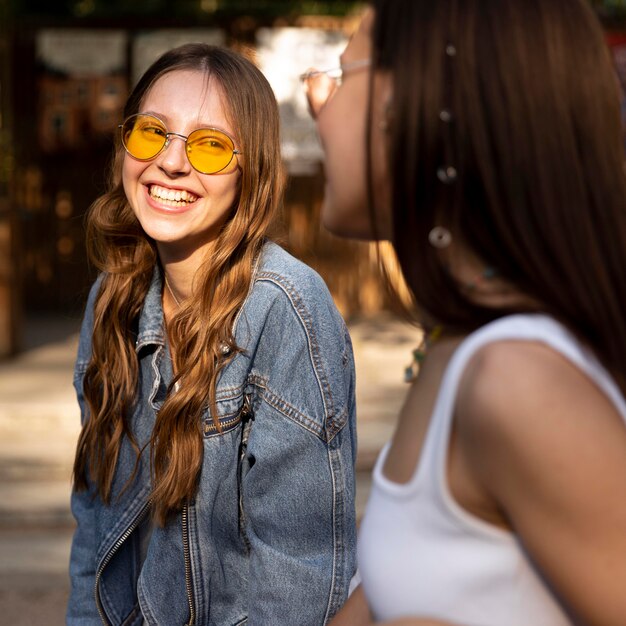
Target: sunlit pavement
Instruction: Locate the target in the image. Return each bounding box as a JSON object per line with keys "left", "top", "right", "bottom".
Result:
{"left": 0, "top": 314, "right": 420, "bottom": 625}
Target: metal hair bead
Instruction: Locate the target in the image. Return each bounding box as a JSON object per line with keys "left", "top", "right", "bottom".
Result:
{"left": 439, "top": 109, "right": 453, "bottom": 123}
{"left": 428, "top": 226, "right": 452, "bottom": 248}
{"left": 437, "top": 166, "right": 457, "bottom": 184}
{"left": 220, "top": 342, "right": 231, "bottom": 355}
{"left": 445, "top": 44, "right": 457, "bottom": 57}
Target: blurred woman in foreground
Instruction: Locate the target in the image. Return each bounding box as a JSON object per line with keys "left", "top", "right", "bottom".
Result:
{"left": 303, "top": 0, "right": 626, "bottom": 624}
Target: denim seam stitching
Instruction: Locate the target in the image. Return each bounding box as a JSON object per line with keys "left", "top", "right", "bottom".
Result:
{"left": 324, "top": 444, "right": 348, "bottom": 622}
{"left": 255, "top": 272, "right": 337, "bottom": 422}
{"left": 214, "top": 384, "right": 245, "bottom": 401}
{"left": 99, "top": 578, "right": 121, "bottom": 625}
{"left": 248, "top": 374, "right": 325, "bottom": 439}
{"left": 135, "top": 330, "right": 165, "bottom": 353}
{"left": 137, "top": 574, "right": 158, "bottom": 626}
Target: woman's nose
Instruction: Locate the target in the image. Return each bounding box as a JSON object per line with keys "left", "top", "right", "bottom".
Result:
{"left": 157, "top": 135, "right": 191, "bottom": 175}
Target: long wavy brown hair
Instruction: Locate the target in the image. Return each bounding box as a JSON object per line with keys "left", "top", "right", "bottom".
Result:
{"left": 369, "top": 0, "right": 626, "bottom": 396}
{"left": 73, "top": 44, "right": 284, "bottom": 524}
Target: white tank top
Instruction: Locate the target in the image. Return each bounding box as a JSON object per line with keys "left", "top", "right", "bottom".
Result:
{"left": 358, "top": 314, "right": 626, "bottom": 626}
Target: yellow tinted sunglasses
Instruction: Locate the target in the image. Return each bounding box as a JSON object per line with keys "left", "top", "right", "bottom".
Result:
{"left": 120, "top": 113, "right": 241, "bottom": 174}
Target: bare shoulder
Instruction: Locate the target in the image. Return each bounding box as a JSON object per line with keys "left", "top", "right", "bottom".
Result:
{"left": 455, "top": 338, "right": 626, "bottom": 497}
{"left": 457, "top": 338, "right": 619, "bottom": 433}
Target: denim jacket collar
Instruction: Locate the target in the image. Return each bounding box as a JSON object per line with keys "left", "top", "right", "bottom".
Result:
{"left": 135, "top": 245, "right": 265, "bottom": 354}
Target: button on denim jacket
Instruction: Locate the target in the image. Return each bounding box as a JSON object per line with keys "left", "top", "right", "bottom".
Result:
{"left": 67, "top": 242, "right": 358, "bottom": 626}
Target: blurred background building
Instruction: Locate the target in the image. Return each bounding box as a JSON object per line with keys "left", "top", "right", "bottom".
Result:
{"left": 0, "top": 0, "right": 625, "bottom": 357}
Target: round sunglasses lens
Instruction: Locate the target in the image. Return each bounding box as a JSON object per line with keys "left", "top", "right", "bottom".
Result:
{"left": 122, "top": 115, "right": 167, "bottom": 160}
{"left": 186, "top": 129, "right": 235, "bottom": 173}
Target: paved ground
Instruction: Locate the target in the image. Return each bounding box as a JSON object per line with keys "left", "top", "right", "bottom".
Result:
{"left": 0, "top": 314, "right": 420, "bottom": 625}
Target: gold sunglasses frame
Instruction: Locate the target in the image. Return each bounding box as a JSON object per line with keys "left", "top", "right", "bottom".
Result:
{"left": 119, "top": 113, "right": 242, "bottom": 175}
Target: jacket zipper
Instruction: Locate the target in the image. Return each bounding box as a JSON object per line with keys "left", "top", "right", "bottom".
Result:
{"left": 203, "top": 412, "right": 242, "bottom": 435}
{"left": 203, "top": 391, "right": 253, "bottom": 435}
{"left": 181, "top": 502, "right": 196, "bottom": 626}
{"left": 94, "top": 499, "right": 152, "bottom": 626}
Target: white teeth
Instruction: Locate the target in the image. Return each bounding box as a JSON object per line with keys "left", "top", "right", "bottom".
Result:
{"left": 149, "top": 185, "right": 197, "bottom": 205}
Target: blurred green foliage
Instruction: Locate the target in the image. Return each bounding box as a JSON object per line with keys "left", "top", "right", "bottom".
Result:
{"left": 2, "top": 0, "right": 624, "bottom": 26}
{"left": 8, "top": 0, "right": 365, "bottom": 19}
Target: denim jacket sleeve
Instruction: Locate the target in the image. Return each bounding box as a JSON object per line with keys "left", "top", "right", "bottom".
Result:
{"left": 238, "top": 264, "right": 358, "bottom": 625}
{"left": 67, "top": 278, "right": 103, "bottom": 625}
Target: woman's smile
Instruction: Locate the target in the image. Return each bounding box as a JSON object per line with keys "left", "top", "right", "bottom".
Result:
{"left": 142, "top": 182, "right": 201, "bottom": 216}
{"left": 148, "top": 183, "right": 199, "bottom": 207}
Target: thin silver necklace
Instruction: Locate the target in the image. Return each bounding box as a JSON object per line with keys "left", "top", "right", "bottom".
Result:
{"left": 165, "top": 275, "right": 231, "bottom": 361}
{"left": 164, "top": 275, "right": 182, "bottom": 308}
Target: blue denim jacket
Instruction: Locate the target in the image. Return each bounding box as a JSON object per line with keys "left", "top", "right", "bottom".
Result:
{"left": 67, "top": 242, "right": 358, "bottom": 626}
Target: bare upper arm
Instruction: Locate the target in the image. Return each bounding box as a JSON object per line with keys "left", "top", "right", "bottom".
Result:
{"left": 455, "top": 340, "right": 626, "bottom": 626}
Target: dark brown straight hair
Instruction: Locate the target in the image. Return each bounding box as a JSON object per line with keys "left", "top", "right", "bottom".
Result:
{"left": 72, "top": 44, "right": 284, "bottom": 524}
{"left": 369, "top": 0, "right": 626, "bottom": 395}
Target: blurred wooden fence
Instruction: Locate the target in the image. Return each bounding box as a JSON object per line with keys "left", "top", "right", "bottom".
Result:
{"left": 279, "top": 168, "right": 393, "bottom": 320}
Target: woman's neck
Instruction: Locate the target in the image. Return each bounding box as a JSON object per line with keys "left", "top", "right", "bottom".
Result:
{"left": 158, "top": 241, "right": 211, "bottom": 309}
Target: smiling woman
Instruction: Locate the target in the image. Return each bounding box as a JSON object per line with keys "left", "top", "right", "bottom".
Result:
{"left": 67, "top": 43, "right": 358, "bottom": 626}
